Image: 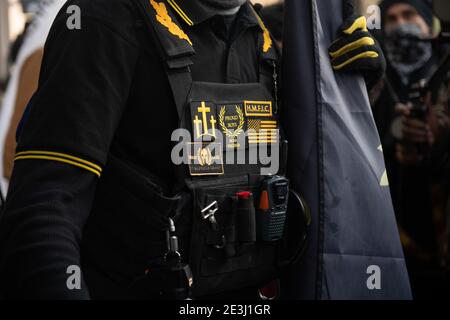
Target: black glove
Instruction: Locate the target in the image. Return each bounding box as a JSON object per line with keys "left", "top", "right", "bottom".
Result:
{"left": 329, "top": 15, "right": 386, "bottom": 88}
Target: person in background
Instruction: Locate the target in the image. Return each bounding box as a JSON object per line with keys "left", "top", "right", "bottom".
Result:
{"left": 370, "top": 0, "right": 450, "bottom": 299}
{"left": 8, "top": 21, "right": 32, "bottom": 66}
{"left": 0, "top": 0, "right": 66, "bottom": 198}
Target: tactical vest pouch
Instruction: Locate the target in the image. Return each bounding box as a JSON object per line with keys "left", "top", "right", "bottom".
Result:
{"left": 186, "top": 176, "right": 277, "bottom": 297}
{"left": 84, "top": 155, "right": 184, "bottom": 280}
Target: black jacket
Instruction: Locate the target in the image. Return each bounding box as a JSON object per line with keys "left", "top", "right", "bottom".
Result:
{"left": 370, "top": 50, "right": 449, "bottom": 258}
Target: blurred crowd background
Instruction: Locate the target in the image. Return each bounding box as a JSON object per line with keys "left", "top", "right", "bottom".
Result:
{"left": 0, "top": 0, "right": 448, "bottom": 299}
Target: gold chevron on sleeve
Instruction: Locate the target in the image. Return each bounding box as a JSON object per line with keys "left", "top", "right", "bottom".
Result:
{"left": 14, "top": 150, "right": 102, "bottom": 177}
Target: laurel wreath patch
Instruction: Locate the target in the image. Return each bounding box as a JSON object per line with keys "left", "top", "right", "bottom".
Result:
{"left": 219, "top": 106, "right": 244, "bottom": 138}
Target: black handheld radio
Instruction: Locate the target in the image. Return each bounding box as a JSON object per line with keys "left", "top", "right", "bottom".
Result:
{"left": 257, "top": 176, "right": 289, "bottom": 242}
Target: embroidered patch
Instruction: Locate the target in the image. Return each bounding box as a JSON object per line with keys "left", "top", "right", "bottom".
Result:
{"left": 218, "top": 104, "right": 245, "bottom": 149}
{"left": 190, "top": 101, "right": 218, "bottom": 141}
{"left": 254, "top": 12, "right": 273, "bottom": 53}
{"left": 244, "top": 101, "right": 273, "bottom": 117}
{"left": 262, "top": 29, "right": 272, "bottom": 53}
{"left": 247, "top": 120, "right": 279, "bottom": 145}
{"left": 188, "top": 142, "right": 224, "bottom": 176}
{"left": 150, "top": 0, "right": 192, "bottom": 45}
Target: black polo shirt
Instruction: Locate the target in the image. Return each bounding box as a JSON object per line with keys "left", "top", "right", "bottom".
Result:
{"left": 0, "top": 0, "right": 275, "bottom": 299}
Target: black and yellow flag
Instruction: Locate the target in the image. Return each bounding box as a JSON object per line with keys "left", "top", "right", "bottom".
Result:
{"left": 281, "top": 0, "right": 411, "bottom": 299}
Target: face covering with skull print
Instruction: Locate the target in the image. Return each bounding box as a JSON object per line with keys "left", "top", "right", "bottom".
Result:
{"left": 384, "top": 23, "right": 432, "bottom": 84}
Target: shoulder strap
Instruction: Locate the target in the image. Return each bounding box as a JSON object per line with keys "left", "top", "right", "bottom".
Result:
{"left": 250, "top": 4, "right": 281, "bottom": 114}
{"left": 133, "top": 0, "right": 194, "bottom": 120}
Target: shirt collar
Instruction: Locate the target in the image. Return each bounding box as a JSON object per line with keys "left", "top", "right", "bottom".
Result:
{"left": 166, "top": 0, "right": 263, "bottom": 31}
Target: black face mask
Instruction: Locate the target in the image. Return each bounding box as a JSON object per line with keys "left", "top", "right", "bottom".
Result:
{"left": 384, "top": 23, "right": 432, "bottom": 83}
{"left": 198, "top": 0, "right": 247, "bottom": 10}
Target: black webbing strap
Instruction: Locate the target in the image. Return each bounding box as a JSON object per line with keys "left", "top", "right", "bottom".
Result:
{"left": 166, "top": 66, "right": 193, "bottom": 121}
{"left": 250, "top": 3, "right": 281, "bottom": 115}
{"left": 132, "top": 0, "right": 197, "bottom": 196}
{"left": 134, "top": 0, "right": 195, "bottom": 120}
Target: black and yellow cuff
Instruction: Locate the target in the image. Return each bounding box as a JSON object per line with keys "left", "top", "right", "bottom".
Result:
{"left": 14, "top": 150, "right": 102, "bottom": 177}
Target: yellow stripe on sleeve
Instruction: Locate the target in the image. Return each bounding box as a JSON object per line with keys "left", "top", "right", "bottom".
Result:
{"left": 14, "top": 150, "right": 102, "bottom": 177}
{"left": 15, "top": 150, "right": 102, "bottom": 172}
{"left": 14, "top": 155, "right": 101, "bottom": 177}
